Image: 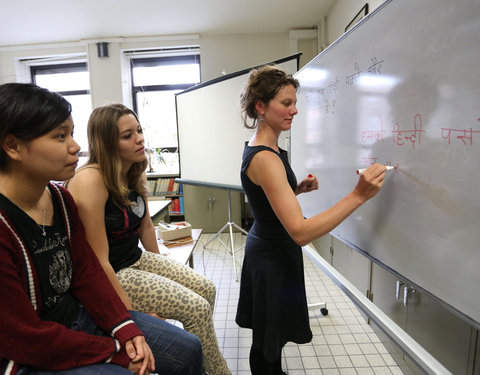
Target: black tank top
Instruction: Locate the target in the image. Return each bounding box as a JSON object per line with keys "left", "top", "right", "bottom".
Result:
{"left": 105, "top": 191, "right": 145, "bottom": 272}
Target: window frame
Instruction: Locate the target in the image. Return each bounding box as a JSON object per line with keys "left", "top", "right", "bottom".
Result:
{"left": 130, "top": 54, "right": 201, "bottom": 154}
{"left": 31, "top": 62, "right": 90, "bottom": 97}
{"left": 30, "top": 62, "right": 91, "bottom": 157}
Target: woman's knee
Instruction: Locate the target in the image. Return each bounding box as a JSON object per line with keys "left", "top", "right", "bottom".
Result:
{"left": 201, "top": 278, "right": 216, "bottom": 306}
{"left": 189, "top": 295, "right": 212, "bottom": 317}
{"left": 178, "top": 295, "right": 213, "bottom": 330}
{"left": 162, "top": 330, "right": 203, "bottom": 375}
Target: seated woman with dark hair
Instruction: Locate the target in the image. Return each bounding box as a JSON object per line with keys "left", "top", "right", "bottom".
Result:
{"left": 0, "top": 83, "right": 203, "bottom": 375}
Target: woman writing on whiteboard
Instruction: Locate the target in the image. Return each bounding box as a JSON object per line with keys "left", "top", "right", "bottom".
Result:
{"left": 235, "top": 65, "right": 387, "bottom": 375}
{"left": 66, "top": 104, "right": 231, "bottom": 375}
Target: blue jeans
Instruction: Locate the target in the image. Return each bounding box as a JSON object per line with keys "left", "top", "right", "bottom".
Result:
{"left": 18, "top": 309, "right": 203, "bottom": 375}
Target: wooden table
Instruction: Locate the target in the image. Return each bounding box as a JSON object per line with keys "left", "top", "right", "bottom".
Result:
{"left": 163, "top": 228, "right": 202, "bottom": 268}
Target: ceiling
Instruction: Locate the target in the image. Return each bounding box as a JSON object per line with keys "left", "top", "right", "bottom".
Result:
{"left": 0, "top": 0, "right": 337, "bottom": 47}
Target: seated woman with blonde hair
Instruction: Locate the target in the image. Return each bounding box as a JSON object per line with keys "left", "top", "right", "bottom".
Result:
{"left": 66, "top": 104, "right": 230, "bottom": 375}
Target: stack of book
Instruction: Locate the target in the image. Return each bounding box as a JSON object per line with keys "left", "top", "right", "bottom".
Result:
{"left": 168, "top": 196, "right": 184, "bottom": 215}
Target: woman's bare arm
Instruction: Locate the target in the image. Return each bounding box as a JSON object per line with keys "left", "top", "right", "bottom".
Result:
{"left": 247, "top": 151, "right": 386, "bottom": 246}
{"left": 67, "top": 168, "right": 134, "bottom": 309}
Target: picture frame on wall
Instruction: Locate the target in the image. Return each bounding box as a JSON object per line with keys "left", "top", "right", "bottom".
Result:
{"left": 345, "top": 3, "right": 369, "bottom": 32}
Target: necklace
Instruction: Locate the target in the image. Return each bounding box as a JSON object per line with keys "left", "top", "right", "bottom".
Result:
{"left": 0, "top": 184, "right": 48, "bottom": 236}
{"left": 39, "top": 207, "right": 47, "bottom": 236}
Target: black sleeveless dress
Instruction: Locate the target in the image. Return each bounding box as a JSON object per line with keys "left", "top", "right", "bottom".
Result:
{"left": 235, "top": 144, "right": 312, "bottom": 362}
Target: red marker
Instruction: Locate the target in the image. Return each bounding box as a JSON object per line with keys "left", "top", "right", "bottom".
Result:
{"left": 308, "top": 174, "right": 313, "bottom": 178}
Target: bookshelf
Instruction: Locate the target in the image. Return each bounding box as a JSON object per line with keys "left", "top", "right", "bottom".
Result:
{"left": 146, "top": 175, "right": 184, "bottom": 222}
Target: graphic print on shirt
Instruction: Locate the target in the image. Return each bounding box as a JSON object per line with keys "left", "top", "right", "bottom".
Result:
{"left": 130, "top": 195, "right": 145, "bottom": 218}
{"left": 32, "top": 232, "right": 73, "bottom": 308}
{"left": 49, "top": 249, "right": 72, "bottom": 294}
{"left": 33, "top": 232, "right": 67, "bottom": 254}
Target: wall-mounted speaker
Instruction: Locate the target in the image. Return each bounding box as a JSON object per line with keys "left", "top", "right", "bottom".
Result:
{"left": 96, "top": 42, "right": 109, "bottom": 58}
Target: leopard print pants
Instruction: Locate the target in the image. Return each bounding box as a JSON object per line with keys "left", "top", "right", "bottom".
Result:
{"left": 117, "top": 251, "right": 231, "bottom": 375}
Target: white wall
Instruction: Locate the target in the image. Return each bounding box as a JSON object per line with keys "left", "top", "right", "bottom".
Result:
{"left": 0, "top": 43, "right": 86, "bottom": 85}
{"left": 87, "top": 42, "right": 124, "bottom": 107}
{"left": 0, "top": 0, "right": 388, "bottom": 96}
{"left": 0, "top": 3, "right": 387, "bottom": 96}
{"left": 327, "top": 0, "right": 385, "bottom": 44}
{"left": 0, "top": 32, "right": 290, "bottom": 103}
{"left": 199, "top": 33, "right": 289, "bottom": 79}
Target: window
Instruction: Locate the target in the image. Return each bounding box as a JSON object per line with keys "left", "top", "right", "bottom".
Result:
{"left": 31, "top": 63, "right": 92, "bottom": 157}
{"left": 130, "top": 52, "right": 201, "bottom": 175}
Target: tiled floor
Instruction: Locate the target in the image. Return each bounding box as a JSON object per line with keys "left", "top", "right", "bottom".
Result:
{"left": 182, "top": 232, "right": 416, "bottom": 375}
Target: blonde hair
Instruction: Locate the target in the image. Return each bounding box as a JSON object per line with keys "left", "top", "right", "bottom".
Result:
{"left": 240, "top": 64, "right": 299, "bottom": 129}
{"left": 82, "top": 104, "right": 148, "bottom": 208}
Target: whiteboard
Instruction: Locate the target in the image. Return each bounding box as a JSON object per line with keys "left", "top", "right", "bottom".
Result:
{"left": 291, "top": 0, "right": 480, "bottom": 326}
{"left": 176, "top": 54, "right": 300, "bottom": 190}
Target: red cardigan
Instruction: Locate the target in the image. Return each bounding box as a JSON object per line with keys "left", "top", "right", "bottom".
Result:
{"left": 0, "top": 183, "right": 143, "bottom": 374}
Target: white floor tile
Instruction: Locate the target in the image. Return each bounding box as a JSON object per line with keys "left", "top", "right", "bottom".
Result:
{"left": 193, "top": 233, "right": 417, "bottom": 375}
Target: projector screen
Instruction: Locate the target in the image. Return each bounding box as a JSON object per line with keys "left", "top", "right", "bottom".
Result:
{"left": 175, "top": 54, "right": 300, "bottom": 190}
